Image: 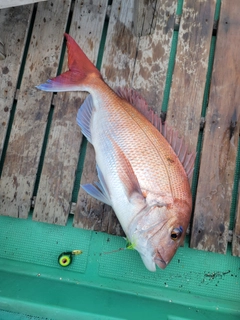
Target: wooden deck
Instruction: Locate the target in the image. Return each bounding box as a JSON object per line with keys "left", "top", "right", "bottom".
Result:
{"left": 0, "top": 0, "right": 239, "bottom": 257}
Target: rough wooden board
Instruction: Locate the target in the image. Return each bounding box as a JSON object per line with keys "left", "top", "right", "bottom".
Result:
{"left": 167, "top": 0, "right": 216, "bottom": 152}
{"left": 191, "top": 0, "right": 240, "bottom": 253}
{"left": 0, "top": 0, "right": 71, "bottom": 218}
{"left": 133, "top": 0, "right": 158, "bottom": 36}
{"left": 0, "top": 0, "right": 46, "bottom": 9}
{"left": 0, "top": 5, "right": 33, "bottom": 158}
{"left": 232, "top": 181, "right": 240, "bottom": 256}
{"left": 33, "top": 0, "right": 108, "bottom": 225}
{"left": 101, "top": 0, "right": 139, "bottom": 88}
{"left": 132, "top": 0, "right": 176, "bottom": 110}
{"left": 74, "top": 0, "right": 175, "bottom": 234}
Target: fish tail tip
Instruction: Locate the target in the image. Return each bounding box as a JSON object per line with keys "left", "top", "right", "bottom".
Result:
{"left": 35, "top": 80, "right": 54, "bottom": 92}
{"left": 38, "top": 34, "right": 101, "bottom": 93}
{"left": 64, "top": 32, "right": 70, "bottom": 40}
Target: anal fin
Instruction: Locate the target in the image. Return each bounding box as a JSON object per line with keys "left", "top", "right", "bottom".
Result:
{"left": 81, "top": 164, "right": 112, "bottom": 206}
{"left": 81, "top": 183, "right": 111, "bottom": 206}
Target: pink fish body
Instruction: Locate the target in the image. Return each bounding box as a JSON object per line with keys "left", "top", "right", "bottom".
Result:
{"left": 37, "top": 34, "right": 195, "bottom": 271}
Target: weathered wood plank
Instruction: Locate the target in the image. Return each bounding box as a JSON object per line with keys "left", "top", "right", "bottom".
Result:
{"left": 133, "top": 0, "right": 158, "bottom": 36}
{"left": 0, "top": 0, "right": 71, "bottom": 218}
{"left": 33, "top": 0, "right": 109, "bottom": 225}
{"left": 0, "top": 0, "right": 46, "bottom": 9}
{"left": 167, "top": 0, "right": 216, "bottom": 153}
{"left": 132, "top": 0, "right": 176, "bottom": 110}
{"left": 232, "top": 180, "right": 240, "bottom": 256}
{"left": 0, "top": 5, "right": 33, "bottom": 158}
{"left": 74, "top": 0, "right": 176, "bottom": 234}
{"left": 191, "top": 0, "right": 240, "bottom": 253}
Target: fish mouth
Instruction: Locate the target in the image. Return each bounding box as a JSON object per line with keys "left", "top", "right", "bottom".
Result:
{"left": 154, "top": 254, "right": 167, "bottom": 269}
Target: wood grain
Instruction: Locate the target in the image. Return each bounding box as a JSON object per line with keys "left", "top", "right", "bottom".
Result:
{"left": 133, "top": 0, "right": 158, "bottom": 36}
{"left": 132, "top": 0, "right": 176, "bottom": 110}
{"left": 33, "top": 0, "right": 108, "bottom": 225}
{"left": 0, "top": 5, "right": 33, "bottom": 158}
{"left": 167, "top": 0, "right": 216, "bottom": 153}
{"left": 0, "top": 0, "right": 71, "bottom": 218}
{"left": 191, "top": 0, "right": 240, "bottom": 253}
{"left": 74, "top": 0, "right": 176, "bottom": 234}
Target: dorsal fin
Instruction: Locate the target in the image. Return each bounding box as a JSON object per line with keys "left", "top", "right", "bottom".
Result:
{"left": 116, "top": 87, "right": 196, "bottom": 179}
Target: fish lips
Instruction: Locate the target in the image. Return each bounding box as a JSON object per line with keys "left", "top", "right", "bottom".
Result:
{"left": 139, "top": 246, "right": 168, "bottom": 271}
{"left": 154, "top": 255, "right": 167, "bottom": 269}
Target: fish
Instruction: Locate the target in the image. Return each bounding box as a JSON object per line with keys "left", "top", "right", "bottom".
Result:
{"left": 36, "top": 33, "right": 195, "bottom": 272}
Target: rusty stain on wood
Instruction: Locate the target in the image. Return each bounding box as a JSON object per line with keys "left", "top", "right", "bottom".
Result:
{"left": 0, "top": 5, "right": 33, "bottom": 158}
{"left": 191, "top": 0, "right": 240, "bottom": 254}
{"left": 0, "top": 0, "right": 71, "bottom": 218}
{"left": 33, "top": 0, "right": 109, "bottom": 225}
{"left": 167, "top": 0, "right": 216, "bottom": 153}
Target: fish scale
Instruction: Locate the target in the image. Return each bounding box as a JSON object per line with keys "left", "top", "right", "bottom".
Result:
{"left": 37, "top": 34, "right": 194, "bottom": 271}
{"left": 93, "top": 86, "right": 189, "bottom": 202}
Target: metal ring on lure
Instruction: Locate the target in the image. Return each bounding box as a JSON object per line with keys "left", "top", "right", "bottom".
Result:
{"left": 58, "top": 250, "right": 82, "bottom": 267}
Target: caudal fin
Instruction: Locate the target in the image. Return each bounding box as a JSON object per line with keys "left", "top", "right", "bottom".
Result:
{"left": 36, "top": 33, "right": 101, "bottom": 92}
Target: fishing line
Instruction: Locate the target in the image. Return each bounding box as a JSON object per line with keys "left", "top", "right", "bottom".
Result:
{"left": 102, "top": 239, "right": 135, "bottom": 255}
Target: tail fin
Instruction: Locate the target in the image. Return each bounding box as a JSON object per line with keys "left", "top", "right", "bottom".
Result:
{"left": 36, "top": 33, "right": 101, "bottom": 92}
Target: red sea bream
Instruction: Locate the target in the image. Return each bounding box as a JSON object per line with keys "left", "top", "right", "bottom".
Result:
{"left": 37, "top": 34, "right": 195, "bottom": 271}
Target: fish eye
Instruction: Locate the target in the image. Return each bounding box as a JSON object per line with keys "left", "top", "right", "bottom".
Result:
{"left": 171, "top": 227, "right": 183, "bottom": 241}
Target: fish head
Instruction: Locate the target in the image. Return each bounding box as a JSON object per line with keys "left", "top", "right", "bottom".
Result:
{"left": 129, "top": 198, "right": 192, "bottom": 271}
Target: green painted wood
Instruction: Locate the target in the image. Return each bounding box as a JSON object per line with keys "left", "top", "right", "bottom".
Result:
{"left": 0, "top": 215, "right": 239, "bottom": 319}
